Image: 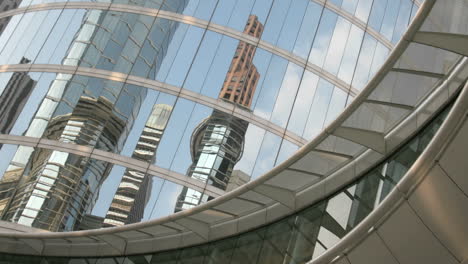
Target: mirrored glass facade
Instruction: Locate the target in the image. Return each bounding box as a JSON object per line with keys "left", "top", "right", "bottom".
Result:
{"left": 0, "top": 0, "right": 418, "bottom": 233}
{"left": 0, "top": 92, "right": 452, "bottom": 263}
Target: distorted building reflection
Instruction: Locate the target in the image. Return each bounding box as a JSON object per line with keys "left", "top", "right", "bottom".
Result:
{"left": 175, "top": 15, "right": 263, "bottom": 212}
{"left": 0, "top": 1, "right": 188, "bottom": 231}
{"left": 0, "top": 57, "right": 35, "bottom": 135}
{"left": 0, "top": 0, "right": 22, "bottom": 34}
{"left": 103, "top": 104, "right": 172, "bottom": 227}
{"left": 1, "top": 95, "right": 124, "bottom": 231}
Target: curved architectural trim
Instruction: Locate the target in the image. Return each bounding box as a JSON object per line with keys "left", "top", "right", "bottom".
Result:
{"left": 0, "top": 64, "right": 307, "bottom": 147}
{"left": 0, "top": 1, "right": 394, "bottom": 96}
{"left": 0, "top": 134, "right": 226, "bottom": 198}
{"left": 309, "top": 80, "right": 468, "bottom": 264}
{"left": 322, "top": 0, "right": 394, "bottom": 49}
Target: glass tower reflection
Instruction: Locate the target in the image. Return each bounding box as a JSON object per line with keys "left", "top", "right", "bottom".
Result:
{"left": 103, "top": 104, "right": 172, "bottom": 227}
{"left": 175, "top": 15, "right": 264, "bottom": 212}
{"left": 0, "top": 57, "right": 36, "bottom": 135}
{"left": 0, "top": 1, "right": 188, "bottom": 231}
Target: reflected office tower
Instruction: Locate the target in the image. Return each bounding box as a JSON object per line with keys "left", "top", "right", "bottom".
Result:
{"left": 0, "top": 57, "right": 36, "bottom": 135}
{"left": 175, "top": 15, "right": 263, "bottom": 212}
{"left": 1, "top": 1, "right": 188, "bottom": 231}
{"left": 1, "top": 96, "right": 123, "bottom": 231}
{"left": 0, "top": 0, "right": 22, "bottom": 34}
{"left": 103, "top": 104, "right": 172, "bottom": 227}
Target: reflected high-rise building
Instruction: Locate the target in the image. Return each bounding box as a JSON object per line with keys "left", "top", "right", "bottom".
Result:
{"left": 1, "top": 96, "right": 124, "bottom": 231}
{"left": 218, "top": 15, "right": 262, "bottom": 107}
{"left": 0, "top": 0, "right": 22, "bottom": 34}
{"left": 0, "top": 2, "right": 188, "bottom": 231}
{"left": 103, "top": 104, "right": 172, "bottom": 227}
{"left": 175, "top": 15, "right": 263, "bottom": 212}
{"left": 0, "top": 57, "right": 36, "bottom": 135}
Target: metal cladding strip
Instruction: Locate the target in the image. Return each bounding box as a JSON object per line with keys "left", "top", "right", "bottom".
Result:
{"left": 0, "top": 64, "right": 307, "bottom": 147}
{"left": 309, "top": 79, "right": 468, "bottom": 264}
{"left": 0, "top": 1, "right": 400, "bottom": 96}
{"left": 0, "top": 134, "right": 226, "bottom": 198}
{"left": 0, "top": 0, "right": 444, "bottom": 256}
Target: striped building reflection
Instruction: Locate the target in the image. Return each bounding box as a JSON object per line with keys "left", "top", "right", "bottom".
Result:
{"left": 103, "top": 104, "right": 172, "bottom": 227}
{"left": 0, "top": 0, "right": 188, "bottom": 231}
{"left": 175, "top": 15, "right": 264, "bottom": 212}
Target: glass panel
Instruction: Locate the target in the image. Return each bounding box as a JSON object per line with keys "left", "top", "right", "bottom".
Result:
{"left": 380, "top": 0, "right": 401, "bottom": 41}
{"left": 287, "top": 71, "right": 320, "bottom": 136}
{"left": 308, "top": 9, "right": 338, "bottom": 68}
{"left": 292, "top": 1, "right": 323, "bottom": 58}
{"left": 337, "top": 25, "right": 364, "bottom": 84}
{"left": 352, "top": 33, "right": 378, "bottom": 90}
{"left": 303, "top": 78, "right": 334, "bottom": 140}
{"left": 355, "top": 0, "right": 374, "bottom": 23}
{"left": 323, "top": 17, "right": 352, "bottom": 75}
{"left": 368, "top": 0, "right": 388, "bottom": 32}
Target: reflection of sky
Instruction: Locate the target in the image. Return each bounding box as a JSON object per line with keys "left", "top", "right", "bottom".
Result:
{"left": 303, "top": 79, "right": 334, "bottom": 140}
{"left": 287, "top": 71, "right": 319, "bottom": 136}
{"left": 91, "top": 165, "right": 126, "bottom": 217}
{"left": 251, "top": 131, "right": 281, "bottom": 179}
{"left": 308, "top": 10, "right": 338, "bottom": 68}
{"left": 324, "top": 88, "right": 347, "bottom": 127}
{"left": 10, "top": 73, "right": 55, "bottom": 136}
{"left": 183, "top": 31, "right": 222, "bottom": 94}
{"left": 156, "top": 23, "right": 190, "bottom": 82}
{"left": 276, "top": 140, "right": 299, "bottom": 166}
{"left": 270, "top": 63, "right": 304, "bottom": 127}
{"left": 293, "top": 2, "right": 322, "bottom": 57}
{"left": 163, "top": 26, "right": 204, "bottom": 87}
{"left": 213, "top": 0, "right": 255, "bottom": 31}
{"left": 261, "top": 0, "right": 289, "bottom": 45}
{"left": 120, "top": 89, "right": 160, "bottom": 157}
{"left": 275, "top": 0, "right": 309, "bottom": 52}
{"left": 204, "top": 37, "right": 238, "bottom": 98}
{"left": 155, "top": 98, "right": 195, "bottom": 169}
{"left": 142, "top": 176, "right": 164, "bottom": 221}
{"left": 0, "top": 144, "right": 19, "bottom": 180}
{"left": 253, "top": 55, "right": 288, "bottom": 120}
{"left": 233, "top": 124, "right": 265, "bottom": 175}
{"left": 338, "top": 25, "right": 364, "bottom": 84}
{"left": 323, "top": 17, "right": 352, "bottom": 75}
{"left": 150, "top": 180, "right": 183, "bottom": 219}
{"left": 352, "top": 34, "right": 378, "bottom": 90}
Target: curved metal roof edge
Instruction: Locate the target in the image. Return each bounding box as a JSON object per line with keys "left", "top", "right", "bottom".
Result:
{"left": 308, "top": 68, "right": 468, "bottom": 264}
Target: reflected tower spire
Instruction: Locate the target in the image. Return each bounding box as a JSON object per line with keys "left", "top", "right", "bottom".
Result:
{"left": 175, "top": 15, "right": 264, "bottom": 212}
{"left": 0, "top": 1, "right": 188, "bottom": 231}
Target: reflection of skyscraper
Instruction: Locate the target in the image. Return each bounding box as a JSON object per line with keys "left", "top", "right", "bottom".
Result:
{"left": 103, "top": 104, "right": 172, "bottom": 227}
{"left": 1, "top": 2, "right": 188, "bottom": 231}
{"left": 219, "top": 15, "right": 263, "bottom": 108}
{"left": 0, "top": 168, "right": 23, "bottom": 214}
{"left": 0, "top": 0, "right": 22, "bottom": 34}
{"left": 176, "top": 16, "right": 263, "bottom": 212}
{"left": 0, "top": 57, "right": 36, "bottom": 134}
{"left": 1, "top": 96, "right": 122, "bottom": 231}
